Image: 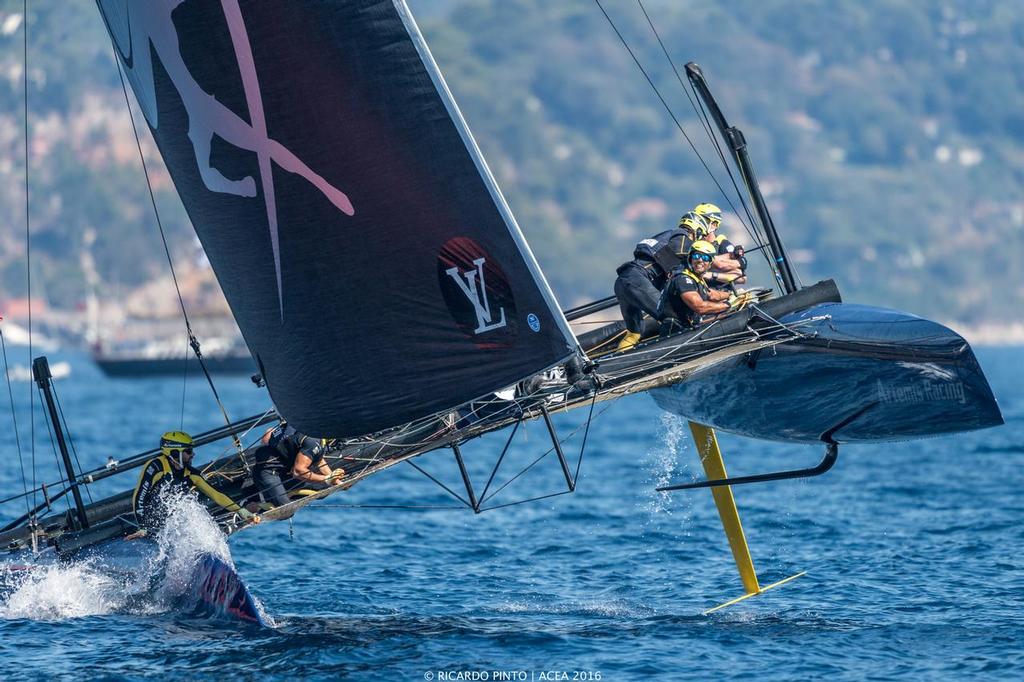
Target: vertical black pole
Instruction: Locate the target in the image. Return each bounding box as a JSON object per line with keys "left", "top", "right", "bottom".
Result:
{"left": 32, "top": 356, "right": 89, "bottom": 529}
{"left": 685, "top": 62, "right": 799, "bottom": 295}
{"left": 540, "top": 404, "right": 575, "bottom": 492}
{"left": 451, "top": 442, "right": 479, "bottom": 513}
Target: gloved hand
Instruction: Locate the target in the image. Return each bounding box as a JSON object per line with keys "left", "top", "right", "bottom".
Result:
{"left": 727, "top": 291, "right": 755, "bottom": 311}
{"left": 326, "top": 467, "right": 347, "bottom": 484}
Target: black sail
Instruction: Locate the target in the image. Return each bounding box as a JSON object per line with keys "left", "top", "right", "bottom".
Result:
{"left": 95, "top": 0, "right": 576, "bottom": 437}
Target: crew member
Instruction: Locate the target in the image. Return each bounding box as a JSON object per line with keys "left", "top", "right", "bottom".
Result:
{"left": 252, "top": 423, "right": 345, "bottom": 508}
{"left": 132, "top": 431, "right": 259, "bottom": 532}
{"left": 613, "top": 213, "right": 707, "bottom": 351}
{"left": 693, "top": 202, "right": 747, "bottom": 288}
{"left": 658, "top": 241, "right": 752, "bottom": 332}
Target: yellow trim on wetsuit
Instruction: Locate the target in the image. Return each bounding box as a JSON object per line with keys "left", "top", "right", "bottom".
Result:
{"left": 679, "top": 268, "right": 709, "bottom": 291}
{"left": 132, "top": 455, "right": 171, "bottom": 519}
{"left": 133, "top": 454, "right": 242, "bottom": 521}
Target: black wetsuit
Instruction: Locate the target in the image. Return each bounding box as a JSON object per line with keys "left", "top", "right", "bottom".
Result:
{"left": 252, "top": 426, "right": 328, "bottom": 507}
{"left": 706, "top": 233, "right": 747, "bottom": 290}
{"left": 614, "top": 229, "right": 693, "bottom": 332}
{"left": 658, "top": 266, "right": 714, "bottom": 331}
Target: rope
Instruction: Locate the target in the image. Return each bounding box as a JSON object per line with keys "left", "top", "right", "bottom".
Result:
{"left": 21, "top": 0, "right": 37, "bottom": 512}
{"left": 1, "top": 327, "right": 31, "bottom": 515}
{"left": 109, "top": 42, "right": 243, "bottom": 456}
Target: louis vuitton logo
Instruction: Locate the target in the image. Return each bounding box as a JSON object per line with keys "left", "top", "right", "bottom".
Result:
{"left": 445, "top": 258, "right": 507, "bottom": 334}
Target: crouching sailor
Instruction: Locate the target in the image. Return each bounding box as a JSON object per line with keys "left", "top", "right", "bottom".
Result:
{"left": 132, "top": 431, "right": 259, "bottom": 533}
{"left": 613, "top": 214, "right": 706, "bottom": 351}
{"left": 658, "top": 240, "right": 750, "bottom": 332}
{"left": 252, "top": 423, "right": 346, "bottom": 509}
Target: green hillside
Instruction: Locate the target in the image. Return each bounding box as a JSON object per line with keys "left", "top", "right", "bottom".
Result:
{"left": 1, "top": 0, "right": 1022, "bottom": 325}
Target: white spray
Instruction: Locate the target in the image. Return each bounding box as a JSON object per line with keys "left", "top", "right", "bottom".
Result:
{"left": 0, "top": 490, "right": 238, "bottom": 621}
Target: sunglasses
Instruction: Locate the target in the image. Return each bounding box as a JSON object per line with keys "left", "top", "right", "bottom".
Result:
{"left": 690, "top": 253, "right": 713, "bottom": 263}
{"left": 167, "top": 448, "right": 194, "bottom": 457}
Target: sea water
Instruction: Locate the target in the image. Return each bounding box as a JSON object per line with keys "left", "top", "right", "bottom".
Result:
{"left": 0, "top": 348, "right": 1021, "bottom": 680}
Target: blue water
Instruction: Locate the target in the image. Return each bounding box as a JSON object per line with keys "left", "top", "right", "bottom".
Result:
{"left": 0, "top": 347, "right": 1021, "bottom": 680}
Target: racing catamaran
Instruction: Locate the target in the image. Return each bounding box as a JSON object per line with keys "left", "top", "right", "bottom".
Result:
{"left": 0, "top": 1, "right": 1002, "bottom": 616}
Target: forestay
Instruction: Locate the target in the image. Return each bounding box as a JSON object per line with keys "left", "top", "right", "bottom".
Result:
{"left": 95, "top": 0, "right": 576, "bottom": 437}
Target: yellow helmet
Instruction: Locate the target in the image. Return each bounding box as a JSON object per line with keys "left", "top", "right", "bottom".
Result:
{"left": 160, "top": 431, "right": 194, "bottom": 463}
{"left": 677, "top": 212, "right": 708, "bottom": 239}
{"left": 688, "top": 240, "right": 717, "bottom": 264}
{"left": 693, "top": 202, "right": 723, "bottom": 227}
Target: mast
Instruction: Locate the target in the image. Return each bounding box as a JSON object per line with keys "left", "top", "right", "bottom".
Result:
{"left": 685, "top": 62, "right": 799, "bottom": 295}
{"left": 32, "top": 356, "right": 89, "bottom": 530}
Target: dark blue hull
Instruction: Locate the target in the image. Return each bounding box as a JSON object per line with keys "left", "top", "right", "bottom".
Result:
{"left": 652, "top": 303, "right": 1003, "bottom": 443}
{"left": 94, "top": 354, "right": 256, "bottom": 377}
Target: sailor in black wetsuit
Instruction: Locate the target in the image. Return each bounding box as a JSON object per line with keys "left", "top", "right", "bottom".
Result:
{"left": 657, "top": 240, "right": 736, "bottom": 332}
{"left": 613, "top": 213, "right": 707, "bottom": 351}
{"left": 132, "top": 431, "right": 258, "bottom": 533}
{"left": 252, "top": 424, "right": 346, "bottom": 508}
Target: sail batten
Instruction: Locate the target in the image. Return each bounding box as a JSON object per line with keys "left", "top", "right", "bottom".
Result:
{"left": 97, "top": 0, "right": 576, "bottom": 438}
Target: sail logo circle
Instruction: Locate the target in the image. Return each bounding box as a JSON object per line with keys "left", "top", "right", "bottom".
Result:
{"left": 527, "top": 313, "right": 540, "bottom": 332}
{"left": 438, "top": 238, "right": 517, "bottom": 346}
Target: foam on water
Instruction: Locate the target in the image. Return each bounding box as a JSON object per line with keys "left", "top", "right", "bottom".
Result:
{"left": 147, "top": 491, "right": 234, "bottom": 604}
{"left": 496, "top": 598, "right": 654, "bottom": 619}
{"left": 0, "top": 560, "right": 127, "bottom": 619}
{"left": 0, "top": 490, "right": 241, "bottom": 621}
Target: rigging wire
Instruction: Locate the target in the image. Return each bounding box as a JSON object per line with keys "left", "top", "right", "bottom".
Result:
{"left": 180, "top": 336, "right": 189, "bottom": 429}
{"left": 312, "top": 504, "right": 464, "bottom": 511}
{"left": 36, "top": 385, "right": 73, "bottom": 515}
{"left": 108, "top": 43, "right": 244, "bottom": 456}
{"left": 21, "top": 0, "right": 37, "bottom": 512}
{"left": 1, "top": 327, "right": 31, "bottom": 515}
{"left": 633, "top": 0, "right": 773, "bottom": 272}
{"left": 52, "top": 384, "right": 94, "bottom": 504}
{"left": 595, "top": 0, "right": 779, "bottom": 279}
{"left": 591, "top": 0, "right": 757, "bottom": 239}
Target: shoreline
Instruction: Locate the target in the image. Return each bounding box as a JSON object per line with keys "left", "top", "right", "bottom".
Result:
{"left": 949, "top": 321, "right": 1024, "bottom": 347}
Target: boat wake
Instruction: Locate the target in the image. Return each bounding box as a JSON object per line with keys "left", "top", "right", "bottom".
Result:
{"left": 0, "top": 493, "right": 270, "bottom": 625}
{"left": 0, "top": 558, "right": 126, "bottom": 619}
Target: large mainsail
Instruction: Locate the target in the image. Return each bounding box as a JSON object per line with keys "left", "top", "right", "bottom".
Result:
{"left": 95, "top": 0, "right": 577, "bottom": 437}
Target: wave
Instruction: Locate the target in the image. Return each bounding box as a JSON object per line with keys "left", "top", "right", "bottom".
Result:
{"left": 0, "top": 491, "right": 269, "bottom": 625}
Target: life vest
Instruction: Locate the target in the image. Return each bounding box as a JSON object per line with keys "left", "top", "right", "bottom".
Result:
{"left": 660, "top": 267, "right": 712, "bottom": 329}
{"left": 633, "top": 228, "right": 689, "bottom": 278}
{"left": 678, "top": 268, "right": 711, "bottom": 296}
